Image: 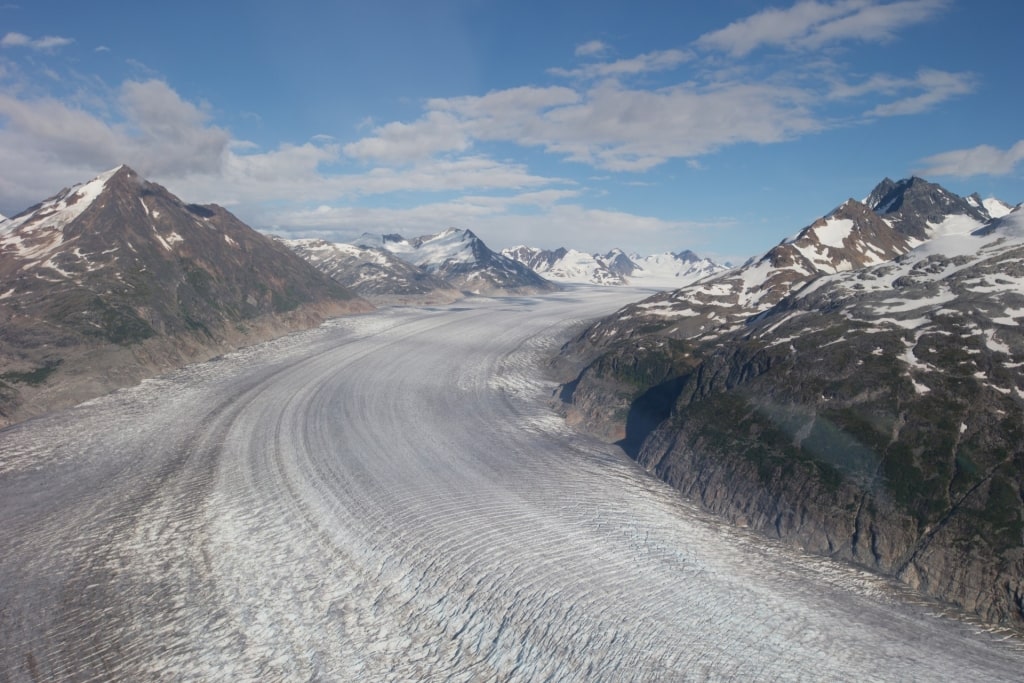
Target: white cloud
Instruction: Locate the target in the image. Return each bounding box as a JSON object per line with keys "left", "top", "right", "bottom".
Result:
{"left": 864, "top": 69, "right": 974, "bottom": 117}
{"left": 696, "top": 0, "right": 948, "bottom": 57}
{"left": 0, "top": 76, "right": 566, "bottom": 217}
{"left": 575, "top": 40, "right": 608, "bottom": 57}
{"left": 916, "top": 140, "right": 1024, "bottom": 178}
{"left": 345, "top": 86, "right": 579, "bottom": 163}
{"left": 549, "top": 49, "right": 691, "bottom": 80}
{"left": 343, "top": 110, "right": 470, "bottom": 162}
{"left": 117, "top": 80, "right": 229, "bottom": 174}
{"left": 0, "top": 80, "right": 230, "bottom": 210}
{"left": 827, "top": 73, "right": 907, "bottom": 99}
{"left": 0, "top": 32, "right": 28, "bottom": 47}
{"left": 1, "top": 31, "right": 73, "bottom": 50}
{"left": 348, "top": 77, "right": 818, "bottom": 172}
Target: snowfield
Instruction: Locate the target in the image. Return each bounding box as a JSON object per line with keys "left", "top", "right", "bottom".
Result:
{"left": 1, "top": 287, "right": 1022, "bottom": 681}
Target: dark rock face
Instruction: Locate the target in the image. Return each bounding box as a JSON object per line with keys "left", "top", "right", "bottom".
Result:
{"left": 555, "top": 177, "right": 1024, "bottom": 629}
{"left": 502, "top": 246, "right": 569, "bottom": 272}
{"left": 866, "top": 176, "right": 990, "bottom": 240}
{"left": 634, "top": 312, "right": 1024, "bottom": 626}
{"left": 0, "top": 166, "right": 371, "bottom": 425}
{"left": 674, "top": 249, "right": 700, "bottom": 263}
{"left": 602, "top": 250, "right": 636, "bottom": 277}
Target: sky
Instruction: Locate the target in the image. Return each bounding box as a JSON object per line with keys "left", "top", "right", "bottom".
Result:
{"left": 1, "top": 0, "right": 1022, "bottom": 264}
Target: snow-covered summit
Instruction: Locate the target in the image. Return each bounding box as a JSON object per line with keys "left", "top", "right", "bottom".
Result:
{"left": 980, "top": 197, "right": 1015, "bottom": 219}
{"left": 0, "top": 166, "right": 123, "bottom": 238}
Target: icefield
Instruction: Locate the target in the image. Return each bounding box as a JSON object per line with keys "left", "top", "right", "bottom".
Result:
{"left": 1, "top": 287, "right": 1022, "bottom": 681}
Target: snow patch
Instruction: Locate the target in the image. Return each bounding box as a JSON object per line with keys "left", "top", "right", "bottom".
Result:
{"left": 813, "top": 218, "right": 854, "bottom": 248}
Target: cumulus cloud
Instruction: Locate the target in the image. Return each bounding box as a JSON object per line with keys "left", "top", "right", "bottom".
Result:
{"left": 696, "top": 0, "right": 948, "bottom": 57}
{"left": 916, "top": 140, "right": 1024, "bottom": 178}
{"left": 0, "top": 79, "right": 230, "bottom": 210}
{"left": 1, "top": 31, "right": 74, "bottom": 50}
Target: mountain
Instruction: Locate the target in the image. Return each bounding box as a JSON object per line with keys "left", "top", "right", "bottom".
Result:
{"left": 555, "top": 178, "right": 1023, "bottom": 628}
{"left": 354, "top": 228, "right": 556, "bottom": 295}
{"left": 502, "top": 245, "right": 725, "bottom": 288}
{"left": 0, "top": 165, "right": 370, "bottom": 425}
{"left": 573, "top": 179, "right": 997, "bottom": 351}
{"left": 282, "top": 238, "right": 461, "bottom": 303}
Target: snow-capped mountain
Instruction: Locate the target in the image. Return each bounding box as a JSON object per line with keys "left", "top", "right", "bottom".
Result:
{"left": 354, "top": 228, "right": 556, "bottom": 295}
{"left": 283, "top": 238, "right": 460, "bottom": 302}
{"left": 0, "top": 165, "right": 368, "bottom": 425}
{"left": 502, "top": 245, "right": 725, "bottom": 288}
{"left": 579, "top": 177, "right": 1002, "bottom": 348}
{"left": 556, "top": 178, "right": 1024, "bottom": 629}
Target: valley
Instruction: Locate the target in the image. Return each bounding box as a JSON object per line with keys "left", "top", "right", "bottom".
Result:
{"left": 2, "top": 289, "right": 1022, "bottom": 681}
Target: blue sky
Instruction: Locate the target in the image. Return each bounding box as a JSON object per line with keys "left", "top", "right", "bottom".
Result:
{"left": 1, "top": 0, "right": 1021, "bottom": 263}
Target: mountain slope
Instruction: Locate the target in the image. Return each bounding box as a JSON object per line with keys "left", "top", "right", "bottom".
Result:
{"left": 0, "top": 165, "right": 370, "bottom": 425}
{"left": 555, "top": 178, "right": 1023, "bottom": 628}
{"left": 356, "top": 228, "right": 556, "bottom": 294}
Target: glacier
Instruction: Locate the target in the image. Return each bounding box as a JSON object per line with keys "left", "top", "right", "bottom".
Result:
{"left": 1, "top": 286, "right": 1022, "bottom": 681}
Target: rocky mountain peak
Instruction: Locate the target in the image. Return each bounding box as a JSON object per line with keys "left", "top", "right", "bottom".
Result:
{"left": 866, "top": 176, "right": 990, "bottom": 240}
{"left": 674, "top": 249, "right": 700, "bottom": 263}
{"left": 602, "top": 250, "right": 637, "bottom": 277}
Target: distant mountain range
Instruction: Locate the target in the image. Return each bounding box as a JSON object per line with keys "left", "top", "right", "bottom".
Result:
{"left": 501, "top": 246, "right": 725, "bottom": 288}
{"left": 282, "top": 231, "right": 725, "bottom": 299}
{"left": 0, "top": 165, "right": 370, "bottom": 425}
{"left": 556, "top": 176, "right": 1024, "bottom": 628}
{"left": 282, "top": 228, "right": 556, "bottom": 299}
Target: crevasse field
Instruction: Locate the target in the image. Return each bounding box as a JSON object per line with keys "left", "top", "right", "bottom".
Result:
{"left": 2, "top": 287, "right": 1022, "bottom": 681}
